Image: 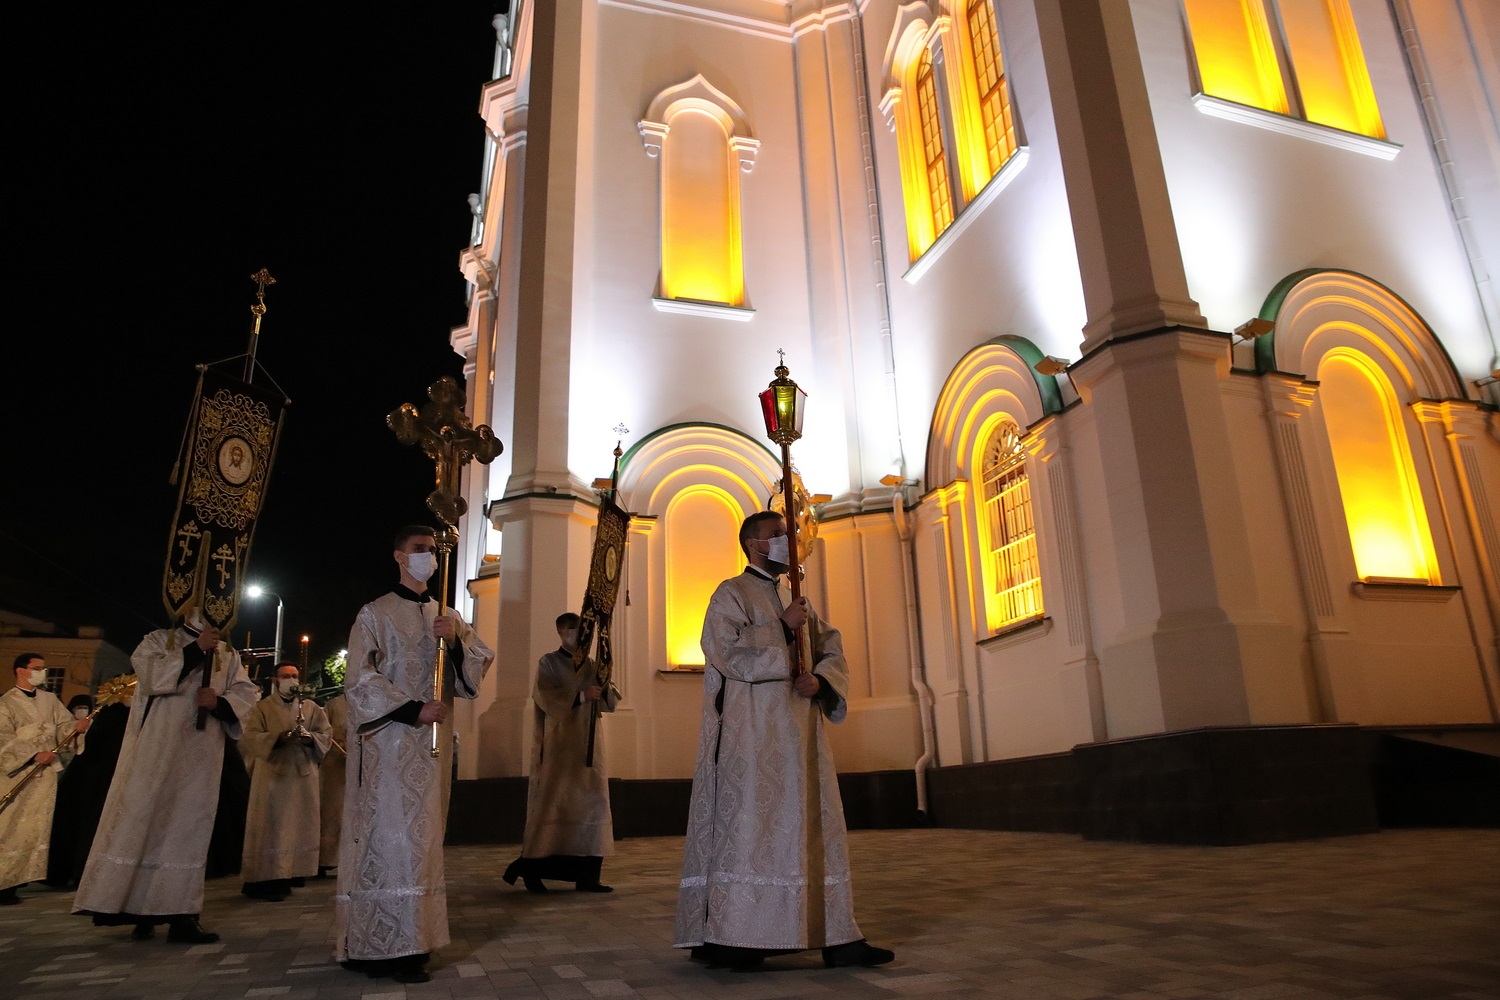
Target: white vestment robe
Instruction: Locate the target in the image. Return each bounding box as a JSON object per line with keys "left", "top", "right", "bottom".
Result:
{"left": 0, "top": 687, "right": 76, "bottom": 890}
{"left": 240, "top": 694, "right": 331, "bottom": 882}
{"left": 334, "top": 589, "right": 493, "bottom": 962}
{"left": 73, "top": 629, "right": 258, "bottom": 917}
{"left": 674, "top": 569, "right": 862, "bottom": 951}
{"left": 318, "top": 694, "right": 347, "bottom": 869}
{"left": 520, "top": 650, "right": 619, "bottom": 859}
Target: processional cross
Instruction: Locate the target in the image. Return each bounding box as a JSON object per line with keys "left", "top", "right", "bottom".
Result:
{"left": 388, "top": 376, "right": 504, "bottom": 756}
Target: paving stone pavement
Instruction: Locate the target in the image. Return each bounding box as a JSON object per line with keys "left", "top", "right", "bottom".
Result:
{"left": 1, "top": 828, "right": 1496, "bottom": 1000}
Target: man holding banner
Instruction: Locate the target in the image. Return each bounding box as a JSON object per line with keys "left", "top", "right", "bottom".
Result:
{"left": 73, "top": 610, "right": 258, "bottom": 942}
{"left": 504, "top": 612, "right": 620, "bottom": 894}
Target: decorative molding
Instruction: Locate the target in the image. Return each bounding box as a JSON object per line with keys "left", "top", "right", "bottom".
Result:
{"left": 657, "top": 666, "right": 706, "bottom": 676}
{"left": 600, "top": 0, "right": 793, "bottom": 42}
{"left": 1350, "top": 581, "right": 1459, "bottom": 602}
{"left": 651, "top": 297, "right": 756, "bottom": 321}
{"left": 1192, "top": 94, "right": 1401, "bottom": 160}
{"left": 903, "top": 147, "right": 1030, "bottom": 284}
{"left": 977, "top": 615, "right": 1051, "bottom": 650}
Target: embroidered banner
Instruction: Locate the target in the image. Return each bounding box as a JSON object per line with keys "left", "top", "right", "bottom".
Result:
{"left": 162, "top": 366, "right": 285, "bottom": 630}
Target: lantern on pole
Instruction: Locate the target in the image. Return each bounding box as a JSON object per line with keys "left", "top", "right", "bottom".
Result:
{"left": 758, "top": 352, "right": 810, "bottom": 677}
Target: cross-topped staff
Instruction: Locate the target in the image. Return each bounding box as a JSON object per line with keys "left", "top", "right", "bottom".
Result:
{"left": 243, "top": 268, "right": 276, "bottom": 383}
{"left": 389, "top": 376, "right": 503, "bottom": 757}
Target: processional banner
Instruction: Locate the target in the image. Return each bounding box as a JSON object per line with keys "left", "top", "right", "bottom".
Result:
{"left": 161, "top": 366, "right": 285, "bottom": 630}
{"left": 573, "top": 497, "right": 630, "bottom": 686}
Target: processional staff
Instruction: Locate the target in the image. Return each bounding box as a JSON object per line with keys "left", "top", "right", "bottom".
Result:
{"left": 388, "top": 376, "right": 503, "bottom": 757}
{"left": 0, "top": 675, "right": 138, "bottom": 816}
{"left": 758, "top": 352, "right": 810, "bottom": 677}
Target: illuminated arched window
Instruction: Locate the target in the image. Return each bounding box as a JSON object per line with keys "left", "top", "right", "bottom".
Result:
{"left": 915, "top": 48, "right": 955, "bottom": 238}
{"left": 1183, "top": 0, "right": 1384, "bottom": 138}
{"left": 961, "top": 0, "right": 1018, "bottom": 185}
{"left": 978, "top": 419, "right": 1043, "bottom": 630}
{"left": 640, "top": 76, "right": 759, "bottom": 311}
{"left": 665, "top": 487, "right": 744, "bottom": 666}
{"left": 1318, "top": 352, "right": 1437, "bottom": 583}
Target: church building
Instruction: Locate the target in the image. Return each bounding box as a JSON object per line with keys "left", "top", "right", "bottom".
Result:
{"left": 445, "top": 0, "right": 1500, "bottom": 842}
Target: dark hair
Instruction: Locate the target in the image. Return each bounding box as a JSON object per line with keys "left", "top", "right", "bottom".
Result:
{"left": 393, "top": 524, "right": 437, "bottom": 550}
{"left": 12, "top": 652, "right": 44, "bottom": 673}
{"left": 272, "top": 661, "right": 300, "bottom": 674}
{"left": 738, "top": 511, "right": 784, "bottom": 557}
{"left": 555, "top": 612, "right": 581, "bottom": 630}
{"left": 67, "top": 694, "right": 93, "bottom": 711}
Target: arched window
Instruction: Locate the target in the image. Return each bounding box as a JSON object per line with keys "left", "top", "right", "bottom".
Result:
{"left": 640, "top": 76, "right": 759, "bottom": 312}
{"left": 665, "top": 487, "right": 746, "bottom": 666}
{"left": 978, "top": 419, "right": 1043, "bottom": 630}
{"left": 961, "top": 0, "right": 1018, "bottom": 184}
{"left": 881, "top": 8, "right": 1025, "bottom": 267}
{"left": 1183, "top": 0, "right": 1384, "bottom": 138}
{"left": 1317, "top": 351, "right": 1438, "bottom": 583}
{"left": 915, "top": 47, "right": 955, "bottom": 238}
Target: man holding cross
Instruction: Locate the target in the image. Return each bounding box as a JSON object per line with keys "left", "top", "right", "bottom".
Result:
{"left": 334, "top": 524, "right": 493, "bottom": 984}
{"left": 73, "top": 608, "right": 257, "bottom": 942}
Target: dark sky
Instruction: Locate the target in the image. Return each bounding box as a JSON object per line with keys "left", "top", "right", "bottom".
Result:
{"left": 5, "top": 6, "right": 506, "bottom": 667}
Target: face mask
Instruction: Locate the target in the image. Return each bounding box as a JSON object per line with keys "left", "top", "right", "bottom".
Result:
{"left": 561, "top": 630, "right": 578, "bottom": 650}
{"left": 28, "top": 669, "right": 47, "bottom": 687}
{"left": 764, "top": 534, "right": 791, "bottom": 566}
{"left": 74, "top": 707, "right": 90, "bottom": 720}
{"left": 406, "top": 551, "right": 436, "bottom": 582}
{"left": 277, "top": 679, "right": 298, "bottom": 697}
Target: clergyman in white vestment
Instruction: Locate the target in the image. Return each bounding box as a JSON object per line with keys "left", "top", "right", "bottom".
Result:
{"left": 240, "top": 661, "right": 332, "bottom": 900}
{"left": 0, "top": 653, "right": 88, "bottom": 905}
{"left": 333, "top": 524, "right": 494, "bottom": 985}
{"left": 73, "top": 612, "right": 258, "bottom": 943}
{"left": 504, "top": 611, "right": 620, "bottom": 893}
{"left": 674, "top": 511, "right": 895, "bottom": 970}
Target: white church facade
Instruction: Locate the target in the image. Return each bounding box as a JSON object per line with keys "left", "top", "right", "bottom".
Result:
{"left": 443, "top": 0, "right": 1500, "bottom": 840}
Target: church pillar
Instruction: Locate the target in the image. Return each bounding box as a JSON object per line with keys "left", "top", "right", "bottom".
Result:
{"left": 1069, "top": 330, "right": 1301, "bottom": 737}
{"left": 468, "top": 0, "right": 603, "bottom": 778}
{"left": 1031, "top": 0, "right": 1205, "bottom": 349}
{"left": 791, "top": 4, "right": 902, "bottom": 506}
{"left": 1418, "top": 401, "right": 1500, "bottom": 720}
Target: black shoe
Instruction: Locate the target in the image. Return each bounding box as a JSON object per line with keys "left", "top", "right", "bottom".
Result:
{"left": 289, "top": 877, "right": 306, "bottom": 888}
{"left": 0, "top": 888, "right": 19, "bottom": 906}
{"left": 131, "top": 921, "right": 156, "bottom": 940}
{"left": 167, "top": 917, "right": 219, "bottom": 944}
{"left": 523, "top": 876, "right": 548, "bottom": 893}
{"left": 317, "top": 866, "right": 335, "bottom": 879}
{"left": 392, "top": 967, "right": 431, "bottom": 983}
{"left": 242, "top": 882, "right": 288, "bottom": 902}
{"left": 823, "top": 940, "right": 895, "bottom": 967}
{"left": 576, "top": 881, "right": 613, "bottom": 893}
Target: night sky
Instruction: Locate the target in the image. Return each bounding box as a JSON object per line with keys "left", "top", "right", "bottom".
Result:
{"left": 5, "top": 6, "right": 507, "bottom": 668}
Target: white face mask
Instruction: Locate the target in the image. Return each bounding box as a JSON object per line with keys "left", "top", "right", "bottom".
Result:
{"left": 561, "top": 629, "right": 579, "bottom": 650}
{"left": 277, "top": 679, "right": 298, "bottom": 697}
{"left": 764, "top": 534, "right": 791, "bottom": 566}
{"left": 406, "top": 551, "right": 436, "bottom": 582}
{"left": 73, "top": 707, "right": 90, "bottom": 720}
{"left": 28, "top": 669, "right": 47, "bottom": 688}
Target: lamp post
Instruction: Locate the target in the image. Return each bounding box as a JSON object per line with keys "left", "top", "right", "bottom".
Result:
{"left": 246, "top": 585, "right": 284, "bottom": 664}
{"left": 758, "top": 352, "right": 809, "bottom": 677}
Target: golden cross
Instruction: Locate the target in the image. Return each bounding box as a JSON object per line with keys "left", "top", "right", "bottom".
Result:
{"left": 250, "top": 269, "right": 276, "bottom": 317}
{"left": 388, "top": 376, "right": 504, "bottom": 528}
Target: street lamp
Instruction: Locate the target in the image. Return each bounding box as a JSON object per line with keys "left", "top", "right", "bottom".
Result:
{"left": 246, "top": 585, "right": 284, "bottom": 664}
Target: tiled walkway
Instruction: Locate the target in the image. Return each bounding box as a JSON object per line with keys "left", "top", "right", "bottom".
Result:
{"left": 2, "top": 828, "right": 1497, "bottom": 999}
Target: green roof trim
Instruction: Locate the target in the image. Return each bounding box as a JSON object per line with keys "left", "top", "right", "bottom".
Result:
{"left": 988, "top": 334, "right": 1064, "bottom": 415}
{"left": 1253, "top": 267, "right": 1456, "bottom": 384}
